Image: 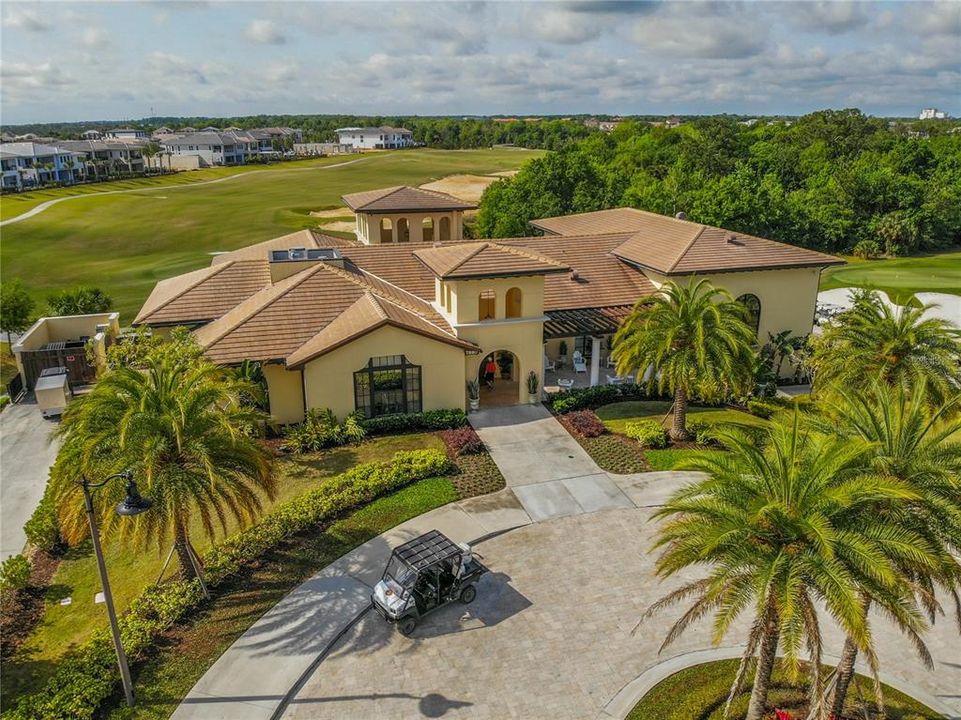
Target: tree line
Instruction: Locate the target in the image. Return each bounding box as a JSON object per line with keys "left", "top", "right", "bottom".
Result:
{"left": 476, "top": 109, "right": 961, "bottom": 256}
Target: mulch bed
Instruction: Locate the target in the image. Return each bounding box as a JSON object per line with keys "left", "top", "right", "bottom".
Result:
{"left": 450, "top": 452, "right": 507, "bottom": 498}
{"left": 0, "top": 549, "right": 61, "bottom": 660}
{"left": 555, "top": 413, "right": 651, "bottom": 474}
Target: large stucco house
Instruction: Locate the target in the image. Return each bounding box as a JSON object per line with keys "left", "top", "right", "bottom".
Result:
{"left": 136, "top": 188, "right": 842, "bottom": 424}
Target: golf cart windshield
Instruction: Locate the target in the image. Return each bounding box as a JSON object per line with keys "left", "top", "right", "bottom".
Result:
{"left": 385, "top": 555, "right": 416, "bottom": 589}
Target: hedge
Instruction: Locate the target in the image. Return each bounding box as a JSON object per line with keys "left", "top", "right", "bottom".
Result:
{"left": 625, "top": 420, "right": 668, "bottom": 449}
{"left": 547, "top": 383, "right": 655, "bottom": 414}
{"left": 8, "top": 449, "right": 451, "bottom": 720}
{"left": 358, "top": 409, "right": 467, "bottom": 435}
{"left": 23, "top": 479, "right": 63, "bottom": 552}
{"left": 564, "top": 410, "right": 607, "bottom": 438}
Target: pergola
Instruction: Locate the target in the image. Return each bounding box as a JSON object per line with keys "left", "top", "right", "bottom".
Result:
{"left": 542, "top": 305, "right": 635, "bottom": 386}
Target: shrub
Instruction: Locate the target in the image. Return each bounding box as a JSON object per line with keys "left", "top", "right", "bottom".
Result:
{"left": 852, "top": 239, "right": 882, "bottom": 259}
{"left": 24, "top": 483, "right": 62, "bottom": 551}
{"left": 359, "top": 408, "right": 467, "bottom": 435}
{"left": 8, "top": 449, "right": 451, "bottom": 720}
{"left": 625, "top": 419, "right": 668, "bottom": 448}
{"left": 746, "top": 399, "right": 780, "bottom": 419}
{"left": 438, "top": 426, "right": 485, "bottom": 457}
{"left": 0, "top": 554, "right": 31, "bottom": 590}
{"left": 565, "top": 410, "right": 607, "bottom": 438}
{"left": 686, "top": 419, "right": 722, "bottom": 447}
{"left": 548, "top": 383, "right": 652, "bottom": 414}
{"left": 283, "top": 409, "right": 366, "bottom": 452}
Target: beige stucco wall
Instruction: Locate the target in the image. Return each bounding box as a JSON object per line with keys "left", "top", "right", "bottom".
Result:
{"left": 357, "top": 210, "right": 464, "bottom": 245}
{"left": 448, "top": 276, "right": 545, "bottom": 326}
{"left": 12, "top": 312, "right": 121, "bottom": 380}
{"left": 263, "top": 363, "right": 305, "bottom": 425}
{"left": 301, "top": 325, "right": 468, "bottom": 418}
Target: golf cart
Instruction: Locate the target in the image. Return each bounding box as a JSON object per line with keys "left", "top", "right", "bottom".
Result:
{"left": 372, "top": 530, "right": 487, "bottom": 636}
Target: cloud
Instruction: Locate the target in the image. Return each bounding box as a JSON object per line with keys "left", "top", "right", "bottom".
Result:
{"left": 80, "top": 27, "right": 108, "bottom": 48}
{"left": 903, "top": 1, "right": 961, "bottom": 37}
{"left": 4, "top": 8, "right": 50, "bottom": 32}
{"left": 264, "top": 60, "right": 299, "bottom": 83}
{"left": 244, "top": 19, "right": 286, "bottom": 45}
{"left": 144, "top": 52, "right": 209, "bottom": 85}
{"left": 784, "top": 1, "right": 870, "bottom": 34}
{"left": 630, "top": 4, "right": 767, "bottom": 59}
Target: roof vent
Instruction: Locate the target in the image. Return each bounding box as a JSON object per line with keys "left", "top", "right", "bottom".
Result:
{"left": 675, "top": 211, "right": 688, "bottom": 221}
{"left": 570, "top": 269, "right": 583, "bottom": 282}
{"left": 727, "top": 234, "right": 745, "bottom": 246}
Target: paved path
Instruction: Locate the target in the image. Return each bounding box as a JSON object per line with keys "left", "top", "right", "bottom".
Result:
{"left": 285, "top": 509, "right": 961, "bottom": 720}
{"left": 0, "top": 158, "right": 367, "bottom": 227}
{"left": 0, "top": 398, "right": 61, "bottom": 558}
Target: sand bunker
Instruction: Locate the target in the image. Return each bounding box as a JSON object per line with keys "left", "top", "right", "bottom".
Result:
{"left": 310, "top": 207, "right": 355, "bottom": 219}
{"left": 316, "top": 220, "right": 357, "bottom": 233}
{"left": 420, "top": 174, "right": 504, "bottom": 204}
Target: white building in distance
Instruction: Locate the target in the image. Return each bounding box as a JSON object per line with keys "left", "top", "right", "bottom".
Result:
{"left": 335, "top": 126, "right": 414, "bottom": 150}
{"left": 919, "top": 108, "right": 949, "bottom": 120}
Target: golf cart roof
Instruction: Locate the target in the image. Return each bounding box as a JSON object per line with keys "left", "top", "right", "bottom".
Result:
{"left": 392, "top": 530, "right": 462, "bottom": 572}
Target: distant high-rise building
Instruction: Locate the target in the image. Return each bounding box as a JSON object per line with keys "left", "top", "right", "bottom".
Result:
{"left": 919, "top": 108, "right": 949, "bottom": 120}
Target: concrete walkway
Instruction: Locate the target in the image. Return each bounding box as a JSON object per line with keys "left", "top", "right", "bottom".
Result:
{"left": 0, "top": 398, "right": 61, "bottom": 558}
{"left": 470, "top": 404, "right": 635, "bottom": 521}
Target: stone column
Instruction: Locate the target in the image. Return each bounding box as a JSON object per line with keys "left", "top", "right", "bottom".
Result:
{"left": 590, "top": 336, "right": 602, "bottom": 386}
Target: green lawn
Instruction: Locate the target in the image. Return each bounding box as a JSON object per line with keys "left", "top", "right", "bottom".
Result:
{"left": 105, "top": 475, "right": 458, "bottom": 720}
{"left": 0, "top": 149, "right": 543, "bottom": 321}
{"left": 2, "top": 433, "right": 444, "bottom": 700}
{"left": 819, "top": 249, "right": 961, "bottom": 304}
{"left": 1, "top": 342, "right": 18, "bottom": 387}
{"left": 595, "top": 400, "right": 767, "bottom": 435}
{"left": 627, "top": 658, "right": 940, "bottom": 720}
{"left": 644, "top": 448, "right": 716, "bottom": 471}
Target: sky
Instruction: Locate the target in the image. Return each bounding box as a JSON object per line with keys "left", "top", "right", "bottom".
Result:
{"left": 1, "top": 1, "right": 959, "bottom": 125}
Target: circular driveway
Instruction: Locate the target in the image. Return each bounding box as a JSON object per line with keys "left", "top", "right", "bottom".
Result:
{"left": 282, "top": 507, "right": 960, "bottom": 720}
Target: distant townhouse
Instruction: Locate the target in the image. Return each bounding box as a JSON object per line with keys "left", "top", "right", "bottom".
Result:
{"left": 294, "top": 142, "right": 356, "bottom": 156}
{"left": 81, "top": 129, "right": 103, "bottom": 140}
{"left": 104, "top": 127, "right": 147, "bottom": 140}
{"left": 0, "top": 142, "right": 86, "bottom": 189}
{"left": 159, "top": 131, "right": 251, "bottom": 166}
{"left": 57, "top": 140, "right": 146, "bottom": 174}
{"left": 919, "top": 107, "right": 949, "bottom": 120}
{"left": 335, "top": 126, "right": 414, "bottom": 150}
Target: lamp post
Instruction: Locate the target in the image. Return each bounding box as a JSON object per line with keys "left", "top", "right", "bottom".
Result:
{"left": 79, "top": 471, "right": 153, "bottom": 707}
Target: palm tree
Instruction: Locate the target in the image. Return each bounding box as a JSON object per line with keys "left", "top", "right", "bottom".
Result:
{"left": 52, "top": 352, "right": 274, "bottom": 582}
{"left": 812, "top": 382, "right": 961, "bottom": 717}
{"left": 812, "top": 289, "right": 961, "bottom": 402}
{"left": 612, "top": 278, "right": 756, "bottom": 439}
{"left": 645, "top": 411, "right": 936, "bottom": 720}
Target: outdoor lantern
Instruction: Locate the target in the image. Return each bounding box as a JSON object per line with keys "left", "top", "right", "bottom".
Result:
{"left": 115, "top": 477, "right": 153, "bottom": 516}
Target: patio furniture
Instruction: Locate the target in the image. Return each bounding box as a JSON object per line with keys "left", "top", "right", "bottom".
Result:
{"left": 557, "top": 378, "right": 575, "bottom": 389}
{"left": 573, "top": 358, "right": 587, "bottom": 373}
{"left": 544, "top": 356, "right": 556, "bottom": 372}
{"left": 606, "top": 356, "right": 616, "bottom": 368}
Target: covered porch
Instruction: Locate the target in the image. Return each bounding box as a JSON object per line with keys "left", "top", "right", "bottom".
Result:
{"left": 542, "top": 306, "right": 636, "bottom": 393}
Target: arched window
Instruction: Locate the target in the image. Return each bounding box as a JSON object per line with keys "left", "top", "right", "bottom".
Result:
{"left": 505, "top": 287, "right": 522, "bottom": 318}
{"left": 478, "top": 289, "right": 496, "bottom": 321}
{"left": 439, "top": 216, "right": 451, "bottom": 241}
{"left": 422, "top": 217, "right": 434, "bottom": 242}
{"left": 379, "top": 218, "right": 393, "bottom": 243}
{"left": 397, "top": 217, "right": 410, "bottom": 243}
{"left": 736, "top": 293, "right": 761, "bottom": 336}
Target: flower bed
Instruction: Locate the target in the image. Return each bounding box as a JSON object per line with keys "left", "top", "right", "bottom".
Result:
{"left": 7, "top": 449, "right": 451, "bottom": 720}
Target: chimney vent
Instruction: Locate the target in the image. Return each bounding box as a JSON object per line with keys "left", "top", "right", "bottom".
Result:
{"left": 727, "top": 234, "right": 745, "bottom": 246}
{"left": 570, "top": 269, "right": 580, "bottom": 282}
{"left": 675, "top": 211, "right": 688, "bottom": 221}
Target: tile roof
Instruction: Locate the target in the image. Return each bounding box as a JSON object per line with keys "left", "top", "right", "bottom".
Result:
{"left": 532, "top": 207, "right": 842, "bottom": 274}
{"left": 413, "top": 242, "right": 569, "bottom": 280}
{"left": 341, "top": 186, "right": 475, "bottom": 213}
{"left": 210, "top": 229, "right": 354, "bottom": 265}
{"left": 134, "top": 260, "right": 270, "bottom": 325}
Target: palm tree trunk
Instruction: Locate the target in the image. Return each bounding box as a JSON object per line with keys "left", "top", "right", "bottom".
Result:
{"left": 174, "top": 522, "right": 198, "bottom": 581}
{"left": 746, "top": 612, "right": 780, "bottom": 720}
{"left": 830, "top": 634, "right": 858, "bottom": 717}
{"left": 670, "top": 385, "right": 689, "bottom": 440}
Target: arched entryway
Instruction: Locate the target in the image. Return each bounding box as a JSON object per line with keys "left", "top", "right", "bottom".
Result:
{"left": 477, "top": 350, "right": 521, "bottom": 407}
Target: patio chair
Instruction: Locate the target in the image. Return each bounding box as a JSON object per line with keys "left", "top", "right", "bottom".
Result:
{"left": 573, "top": 357, "right": 587, "bottom": 373}
{"left": 572, "top": 350, "right": 584, "bottom": 363}
{"left": 606, "top": 355, "right": 616, "bottom": 368}
{"left": 544, "top": 356, "right": 556, "bottom": 372}
{"left": 557, "top": 378, "right": 575, "bottom": 389}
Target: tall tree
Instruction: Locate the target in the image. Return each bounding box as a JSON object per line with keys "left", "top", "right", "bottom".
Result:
{"left": 0, "top": 278, "right": 36, "bottom": 354}
{"left": 812, "top": 383, "right": 961, "bottom": 717}
{"left": 811, "top": 289, "right": 961, "bottom": 402}
{"left": 52, "top": 349, "right": 274, "bottom": 581}
{"left": 646, "top": 412, "right": 935, "bottom": 720}
{"left": 612, "top": 278, "right": 756, "bottom": 439}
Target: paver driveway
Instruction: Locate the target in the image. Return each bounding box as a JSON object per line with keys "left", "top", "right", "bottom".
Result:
{"left": 283, "top": 508, "right": 961, "bottom": 720}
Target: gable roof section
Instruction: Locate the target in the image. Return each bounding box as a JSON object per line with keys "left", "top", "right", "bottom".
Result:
{"left": 413, "top": 242, "right": 569, "bottom": 280}
{"left": 135, "top": 260, "right": 270, "bottom": 326}
{"left": 341, "top": 185, "right": 476, "bottom": 213}
{"left": 532, "top": 207, "right": 842, "bottom": 274}
{"left": 287, "top": 292, "right": 476, "bottom": 368}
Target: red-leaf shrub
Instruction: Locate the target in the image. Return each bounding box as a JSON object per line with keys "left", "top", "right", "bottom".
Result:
{"left": 566, "top": 410, "right": 607, "bottom": 438}
{"left": 439, "top": 426, "right": 485, "bottom": 456}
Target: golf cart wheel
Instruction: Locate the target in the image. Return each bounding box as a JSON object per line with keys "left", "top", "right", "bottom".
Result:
{"left": 460, "top": 585, "right": 477, "bottom": 604}
{"left": 398, "top": 616, "right": 417, "bottom": 636}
